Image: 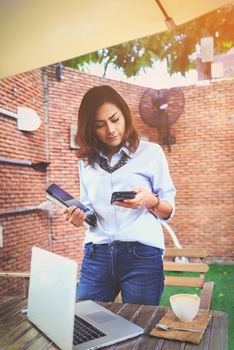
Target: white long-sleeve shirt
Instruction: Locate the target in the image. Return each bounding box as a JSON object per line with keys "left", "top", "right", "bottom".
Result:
{"left": 78, "top": 141, "right": 176, "bottom": 249}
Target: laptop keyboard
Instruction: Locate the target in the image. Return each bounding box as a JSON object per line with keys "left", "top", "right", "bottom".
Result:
{"left": 73, "top": 314, "right": 106, "bottom": 345}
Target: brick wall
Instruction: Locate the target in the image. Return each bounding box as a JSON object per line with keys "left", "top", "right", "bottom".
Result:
{"left": 0, "top": 69, "right": 51, "bottom": 294}
{"left": 0, "top": 66, "right": 233, "bottom": 295}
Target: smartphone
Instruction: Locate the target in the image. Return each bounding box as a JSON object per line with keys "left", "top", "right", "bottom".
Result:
{"left": 46, "top": 183, "right": 97, "bottom": 227}
{"left": 111, "top": 191, "right": 137, "bottom": 204}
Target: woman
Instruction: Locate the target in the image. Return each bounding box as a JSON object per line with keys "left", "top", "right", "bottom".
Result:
{"left": 64, "top": 85, "right": 176, "bottom": 305}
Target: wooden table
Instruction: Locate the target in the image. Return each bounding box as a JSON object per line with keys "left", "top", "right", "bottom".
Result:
{"left": 0, "top": 296, "right": 227, "bottom": 350}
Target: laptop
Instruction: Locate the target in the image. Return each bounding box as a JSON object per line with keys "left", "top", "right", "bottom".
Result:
{"left": 27, "top": 247, "right": 144, "bottom": 350}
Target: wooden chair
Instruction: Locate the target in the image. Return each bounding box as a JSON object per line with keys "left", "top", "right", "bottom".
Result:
{"left": 115, "top": 247, "right": 214, "bottom": 309}
{"left": 164, "top": 247, "right": 214, "bottom": 310}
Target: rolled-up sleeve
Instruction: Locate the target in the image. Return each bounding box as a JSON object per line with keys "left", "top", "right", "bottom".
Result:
{"left": 152, "top": 145, "right": 176, "bottom": 221}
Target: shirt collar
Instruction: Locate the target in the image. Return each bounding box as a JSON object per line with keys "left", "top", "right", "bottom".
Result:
{"left": 99, "top": 144, "right": 132, "bottom": 160}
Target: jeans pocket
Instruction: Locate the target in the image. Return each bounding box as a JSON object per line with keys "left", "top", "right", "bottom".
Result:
{"left": 133, "top": 245, "right": 162, "bottom": 259}
{"left": 84, "top": 243, "right": 94, "bottom": 258}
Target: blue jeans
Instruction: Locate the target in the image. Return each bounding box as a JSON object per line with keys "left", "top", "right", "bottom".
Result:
{"left": 77, "top": 241, "right": 164, "bottom": 306}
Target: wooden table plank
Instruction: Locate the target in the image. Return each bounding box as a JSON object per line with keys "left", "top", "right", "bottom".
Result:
{"left": 140, "top": 312, "right": 184, "bottom": 350}
{"left": 0, "top": 319, "right": 32, "bottom": 347}
{"left": 24, "top": 334, "right": 54, "bottom": 350}
{"left": 132, "top": 308, "right": 169, "bottom": 350}
{"left": 0, "top": 296, "right": 15, "bottom": 307}
{"left": 108, "top": 305, "right": 162, "bottom": 350}
{"left": 0, "top": 297, "right": 24, "bottom": 318}
{"left": 3, "top": 327, "right": 41, "bottom": 350}
{"left": 0, "top": 299, "right": 27, "bottom": 340}
{"left": 208, "top": 311, "right": 228, "bottom": 350}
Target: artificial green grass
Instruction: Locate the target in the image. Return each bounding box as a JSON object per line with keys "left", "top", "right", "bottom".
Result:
{"left": 160, "top": 264, "right": 234, "bottom": 350}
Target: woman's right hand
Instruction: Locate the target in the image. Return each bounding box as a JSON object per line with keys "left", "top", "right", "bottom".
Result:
{"left": 63, "top": 206, "right": 86, "bottom": 227}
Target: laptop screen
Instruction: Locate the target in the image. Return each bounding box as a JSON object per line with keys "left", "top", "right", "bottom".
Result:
{"left": 27, "top": 247, "right": 78, "bottom": 350}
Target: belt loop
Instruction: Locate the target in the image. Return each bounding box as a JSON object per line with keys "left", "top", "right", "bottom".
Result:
{"left": 126, "top": 241, "right": 133, "bottom": 253}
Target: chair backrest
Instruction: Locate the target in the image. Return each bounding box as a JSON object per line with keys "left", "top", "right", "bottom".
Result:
{"left": 164, "top": 248, "right": 208, "bottom": 288}
{"left": 163, "top": 248, "right": 214, "bottom": 310}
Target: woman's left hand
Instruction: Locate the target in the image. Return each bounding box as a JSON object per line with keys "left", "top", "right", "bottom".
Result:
{"left": 113, "top": 188, "right": 156, "bottom": 209}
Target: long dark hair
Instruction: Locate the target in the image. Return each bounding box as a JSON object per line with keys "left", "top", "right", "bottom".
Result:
{"left": 76, "top": 85, "right": 139, "bottom": 165}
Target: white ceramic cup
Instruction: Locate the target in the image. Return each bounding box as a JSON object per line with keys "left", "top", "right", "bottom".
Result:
{"left": 170, "top": 294, "right": 200, "bottom": 322}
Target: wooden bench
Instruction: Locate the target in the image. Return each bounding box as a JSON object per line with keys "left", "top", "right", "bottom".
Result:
{"left": 164, "top": 247, "right": 214, "bottom": 310}
{"left": 0, "top": 271, "right": 30, "bottom": 298}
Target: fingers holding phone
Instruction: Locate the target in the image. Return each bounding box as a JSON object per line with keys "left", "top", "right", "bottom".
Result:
{"left": 63, "top": 205, "right": 86, "bottom": 227}
{"left": 111, "top": 190, "right": 141, "bottom": 209}
{"left": 112, "top": 188, "right": 153, "bottom": 209}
